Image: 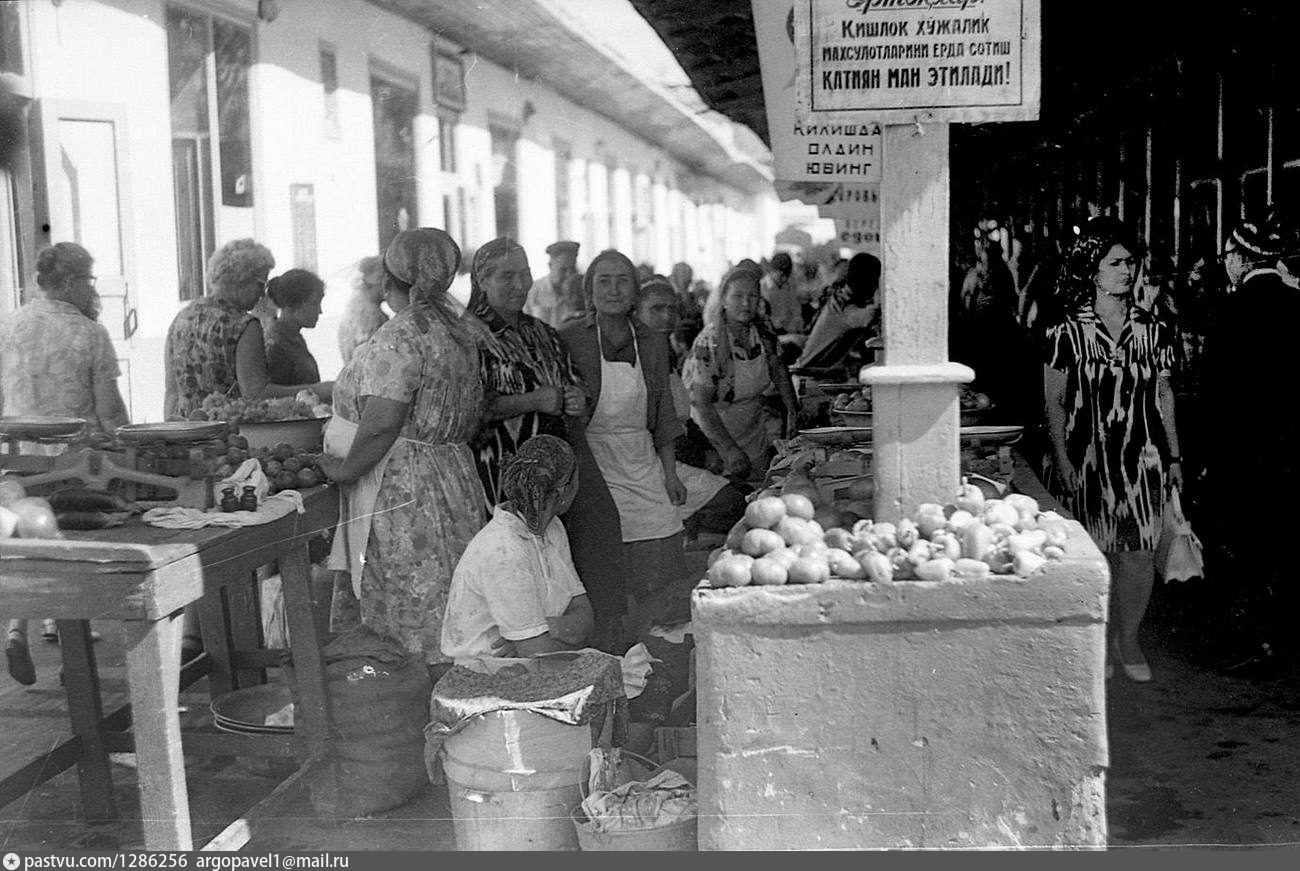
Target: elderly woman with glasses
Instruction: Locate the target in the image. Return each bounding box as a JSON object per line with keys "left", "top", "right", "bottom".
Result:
{"left": 318, "top": 228, "right": 489, "bottom": 677}
{"left": 442, "top": 434, "right": 592, "bottom": 664}
{"left": 2, "top": 241, "right": 130, "bottom": 686}
{"left": 163, "top": 238, "right": 333, "bottom": 420}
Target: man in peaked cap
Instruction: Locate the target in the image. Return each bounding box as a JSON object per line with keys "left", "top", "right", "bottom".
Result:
{"left": 1200, "top": 218, "right": 1300, "bottom": 678}
{"left": 525, "top": 240, "right": 584, "bottom": 329}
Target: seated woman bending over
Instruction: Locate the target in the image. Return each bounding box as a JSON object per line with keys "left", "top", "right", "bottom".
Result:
{"left": 441, "top": 434, "right": 594, "bottom": 665}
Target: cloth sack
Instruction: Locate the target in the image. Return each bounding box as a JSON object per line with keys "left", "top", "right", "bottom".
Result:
{"left": 1155, "top": 487, "right": 1205, "bottom": 583}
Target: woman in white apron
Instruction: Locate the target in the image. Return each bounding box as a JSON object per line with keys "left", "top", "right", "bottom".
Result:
{"left": 558, "top": 250, "right": 688, "bottom": 638}
{"left": 683, "top": 262, "right": 799, "bottom": 482}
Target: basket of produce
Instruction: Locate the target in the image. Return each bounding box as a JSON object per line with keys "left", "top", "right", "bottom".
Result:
{"left": 187, "top": 391, "right": 332, "bottom": 452}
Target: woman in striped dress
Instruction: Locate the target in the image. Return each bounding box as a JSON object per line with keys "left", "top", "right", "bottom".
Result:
{"left": 1043, "top": 217, "right": 1184, "bottom": 683}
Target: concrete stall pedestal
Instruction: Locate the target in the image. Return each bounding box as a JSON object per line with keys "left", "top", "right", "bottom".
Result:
{"left": 693, "top": 508, "right": 1109, "bottom": 849}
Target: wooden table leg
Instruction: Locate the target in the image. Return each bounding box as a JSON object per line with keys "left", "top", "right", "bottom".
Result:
{"left": 279, "top": 544, "right": 329, "bottom": 761}
{"left": 196, "top": 595, "right": 234, "bottom": 695}
{"left": 123, "top": 611, "right": 192, "bottom": 851}
{"left": 56, "top": 619, "right": 117, "bottom": 821}
{"left": 226, "top": 573, "right": 266, "bottom": 688}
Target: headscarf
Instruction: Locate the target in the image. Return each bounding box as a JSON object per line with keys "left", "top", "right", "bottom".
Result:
{"left": 383, "top": 228, "right": 477, "bottom": 339}
{"left": 582, "top": 249, "right": 639, "bottom": 316}
{"left": 699, "top": 259, "right": 775, "bottom": 388}
{"left": 469, "top": 236, "right": 528, "bottom": 325}
{"left": 638, "top": 274, "right": 674, "bottom": 300}
{"left": 498, "top": 434, "right": 576, "bottom": 535}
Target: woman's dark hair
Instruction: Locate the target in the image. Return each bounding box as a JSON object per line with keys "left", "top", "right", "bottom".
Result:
{"left": 267, "top": 268, "right": 324, "bottom": 309}
{"left": 845, "top": 252, "right": 881, "bottom": 307}
{"left": 582, "top": 249, "right": 638, "bottom": 314}
{"left": 1055, "top": 216, "right": 1142, "bottom": 315}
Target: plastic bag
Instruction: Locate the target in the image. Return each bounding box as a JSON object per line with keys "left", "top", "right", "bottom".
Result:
{"left": 1155, "top": 487, "right": 1204, "bottom": 583}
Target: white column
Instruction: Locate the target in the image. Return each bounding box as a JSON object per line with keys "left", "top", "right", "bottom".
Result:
{"left": 861, "top": 123, "right": 972, "bottom": 522}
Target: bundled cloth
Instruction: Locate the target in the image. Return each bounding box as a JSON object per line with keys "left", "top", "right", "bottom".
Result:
{"left": 142, "top": 490, "right": 304, "bottom": 529}
{"left": 581, "top": 747, "right": 696, "bottom": 833}
{"left": 424, "top": 649, "right": 626, "bottom": 783}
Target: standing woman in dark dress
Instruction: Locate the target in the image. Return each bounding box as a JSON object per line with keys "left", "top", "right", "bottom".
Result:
{"left": 470, "top": 237, "right": 627, "bottom": 652}
{"left": 264, "top": 268, "right": 326, "bottom": 387}
{"left": 1043, "top": 217, "right": 1183, "bottom": 684}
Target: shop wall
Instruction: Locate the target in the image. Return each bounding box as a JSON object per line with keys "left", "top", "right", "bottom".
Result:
{"left": 19, "top": 0, "right": 776, "bottom": 421}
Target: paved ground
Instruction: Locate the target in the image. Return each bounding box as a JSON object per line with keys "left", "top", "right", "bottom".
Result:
{"left": 2, "top": 575, "right": 1298, "bottom": 851}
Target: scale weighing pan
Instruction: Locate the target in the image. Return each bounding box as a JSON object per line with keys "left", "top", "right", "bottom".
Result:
{"left": 116, "top": 421, "right": 229, "bottom": 444}
{"left": 0, "top": 416, "right": 87, "bottom": 439}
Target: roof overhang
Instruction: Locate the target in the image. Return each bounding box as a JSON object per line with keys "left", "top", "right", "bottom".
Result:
{"left": 370, "top": 0, "right": 774, "bottom": 195}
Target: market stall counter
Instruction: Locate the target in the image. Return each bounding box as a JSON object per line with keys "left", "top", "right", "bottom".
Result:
{"left": 692, "top": 455, "right": 1109, "bottom": 849}
{"left": 0, "top": 485, "right": 338, "bottom": 850}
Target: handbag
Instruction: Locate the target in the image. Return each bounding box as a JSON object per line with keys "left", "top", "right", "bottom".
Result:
{"left": 1154, "top": 486, "right": 1205, "bottom": 583}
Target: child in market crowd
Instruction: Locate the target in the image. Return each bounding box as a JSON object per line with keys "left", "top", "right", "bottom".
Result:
{"left": 440, "top": 435, "right": 593, "bottom": 664}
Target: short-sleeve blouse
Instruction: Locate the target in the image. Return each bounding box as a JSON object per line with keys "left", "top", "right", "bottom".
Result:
{"left": 1045, "top": 307, "right": 1175, "bottom": 551}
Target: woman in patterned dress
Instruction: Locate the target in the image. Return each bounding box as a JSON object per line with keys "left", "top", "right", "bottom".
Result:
{"left": 1043, "top": 217, "right": 1184, "bottom": 683}
{"left": 468, "top": 237, "right": 627, "bottom": 653}
{"left": 163, "top": 238, "right": 332, "bottom": 419}
{"left": 684, "top": 261, "right": 799, "bottom": 482}
{"left": 318, "top": 229, "right": 487, "bottom": 675}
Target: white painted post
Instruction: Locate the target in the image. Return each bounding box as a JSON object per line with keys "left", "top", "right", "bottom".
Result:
{"left": 861, "top": 123, "right": 973, "bottom": 522}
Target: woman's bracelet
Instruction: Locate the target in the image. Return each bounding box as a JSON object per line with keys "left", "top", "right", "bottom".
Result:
{"left": 1168, "top": 456, "right": 1182, "bottom": 464}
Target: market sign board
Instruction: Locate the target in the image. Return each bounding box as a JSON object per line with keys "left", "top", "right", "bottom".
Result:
{"left": 751, "top": 0, "right": 883, "bottom": 188}
{"left": 793, "top": 0, "right": 1041, "bottom": 125}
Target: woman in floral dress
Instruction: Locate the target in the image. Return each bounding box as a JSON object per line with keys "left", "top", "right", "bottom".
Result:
{"left": 319, "top": 229, "right": 487, "bottom": 673}
{"left": 1043, "top": 216, "right": 1183, "bottom": 683}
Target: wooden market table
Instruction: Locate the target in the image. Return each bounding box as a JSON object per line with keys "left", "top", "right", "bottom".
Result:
{"left": 0, "top": 486, "right": 339, "bottom": 850}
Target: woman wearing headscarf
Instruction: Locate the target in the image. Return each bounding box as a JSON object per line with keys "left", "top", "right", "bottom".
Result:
{"left": 318, "top": 228, "right": 488, "bottom": 674}
{"left": 1043, "top": 216, "right": 1183, "bottom": 684}
{"left": 684, "top": 260, "right": 799, "bottom": 481}
{"left": 467, "top": 237, "right": 626, "bottom": 652}
{"left": 560, "top": 250, "right": 686, "bottom": 637}
{"left": 163, "top": 238, "right": 332, "bottom": 419}
{"left": 441, "top": 434, "right": 593, "bottom": 664}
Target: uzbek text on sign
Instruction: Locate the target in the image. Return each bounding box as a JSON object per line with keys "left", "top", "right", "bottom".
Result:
{"left": 752, "top": 0, "right": 883, "bottom": 186}
{"left": 795, "top": 0, "right": 1041, "bottom": 125}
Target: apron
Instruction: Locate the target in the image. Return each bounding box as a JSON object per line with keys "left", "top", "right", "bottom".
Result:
{"left": 323, "top": 415, "right": 400, "bottom": 597}
{"left": 586, "top": 323, "right": 683, "bottom": 543}
{"left": 693, "top": 334, "right": 771, "bottom": 466}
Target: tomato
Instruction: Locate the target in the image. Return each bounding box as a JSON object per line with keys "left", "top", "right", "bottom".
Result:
{"left": 0, "top": 504, "right": 19, "bottom": 538}
{"left": 743, "top": 496, "right": 787, "bottom": 530}
{"left": 295, "top": 468, "right": 320, "bottom": 489}
{"left": 10, "top": 497, "right": 63, "bottom": 539}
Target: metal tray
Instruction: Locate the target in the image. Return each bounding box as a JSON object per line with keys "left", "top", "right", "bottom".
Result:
{"left": 796, "top": 426, "right": 873, "bottom": 446}
{"left": 960, "top": 425, "right": 1023, "bottom": 446}
{"left": 116, "top": 421, "right": 229, "bottom": 444}
{"left": 0, "top": 416, "right": 87, "bottom": 439}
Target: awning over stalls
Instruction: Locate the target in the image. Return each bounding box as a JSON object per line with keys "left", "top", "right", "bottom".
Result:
{"left": 370, "top": 0, "right": 773, "bottom": 194}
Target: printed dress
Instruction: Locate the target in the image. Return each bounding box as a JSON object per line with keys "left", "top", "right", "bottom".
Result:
{"left": 473, "top": 311, "right": 581, "bottom": 506}
{"left": 331, "top": 311, "right": 486, "bottom": 664}
{"left": 1045, "top": 308, "right": 1175, "bottom": 552}
{"left": 165, "top": 297, "right": 255, "bottom": 417}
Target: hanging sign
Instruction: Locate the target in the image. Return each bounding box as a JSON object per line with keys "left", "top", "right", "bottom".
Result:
{"left": 793, "top": 0, "right": 1041, "bottom": 125}
{"left": 752, "top": 0, "right": 883, "bottom": 190}
{"left": 834, "top": 216, "right": 881, "bottom": 253}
